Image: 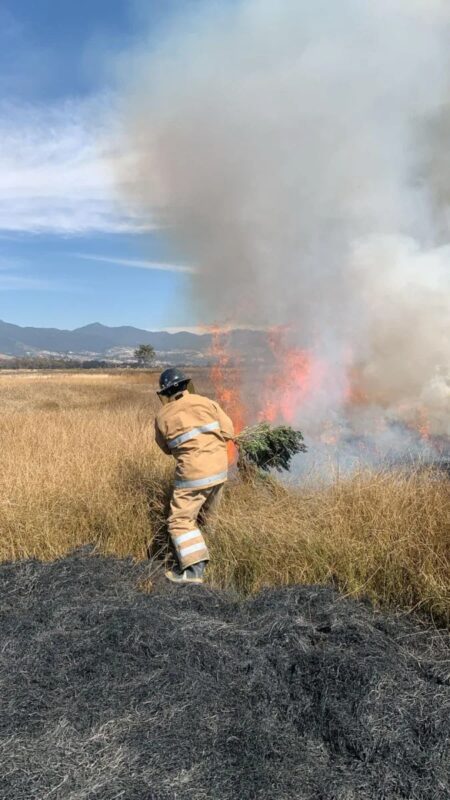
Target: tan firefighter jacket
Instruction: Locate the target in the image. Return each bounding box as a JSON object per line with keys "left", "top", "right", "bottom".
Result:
{"left": 155, "top": 392, "right": 234, "bottom": 490}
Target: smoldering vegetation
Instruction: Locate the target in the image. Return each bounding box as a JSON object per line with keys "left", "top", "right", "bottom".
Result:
{"left": 1, "top": 550, "right": 448, "bottom": 800}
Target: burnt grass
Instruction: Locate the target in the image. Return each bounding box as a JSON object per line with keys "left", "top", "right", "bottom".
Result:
{"left": 0, "top": 550, "right": 449, "bottom": 800}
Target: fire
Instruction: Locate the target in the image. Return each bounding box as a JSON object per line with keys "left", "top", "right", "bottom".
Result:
{"left": 208, "top": 324, "right": 328, "bottom": 433}
{"left": 208, "top": 326, "right": 246, "bottom": 433}
{"left": 259, "top": 326, "right": 328, "bottom": 425}
{"left": 207, "top": 326, "right": 447, "bottom": 465}
{"left": 415, "top": 407, "right": 431, "bottom": 441}
{"left": 208, "top": 327, "right": 246, "bottom": 463}
{"left": 207, "top": 324, "right": 446, "bottom": 469}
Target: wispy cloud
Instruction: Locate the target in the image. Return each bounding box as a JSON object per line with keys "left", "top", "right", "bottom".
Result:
{"left": 0, "top": 98, "right": 151, "bottom": 235}
{"left": 73, "top": 253, "right": 196, "bottom": 274}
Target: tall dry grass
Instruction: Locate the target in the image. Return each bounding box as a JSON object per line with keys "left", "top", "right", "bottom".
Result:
{"left": 0, "top": 371, "right": 448, "bottom": 624}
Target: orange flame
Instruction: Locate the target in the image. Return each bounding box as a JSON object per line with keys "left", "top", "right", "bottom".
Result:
{"left": 207, "top": 326, "right": 442, "bottom": 455}
{"left": 415, "top": 407, "right": 431, "bottom": 441}
{"left": 208, "top": 327, "right": 246, "bottom": 463}
{"left": 259, "top": 326, "right": 328, "bottom": 424}
{"left": 208, "top": 324, "right": 329, "bottom": 439}
{"left": 208, "top": 326, "right": 246, "bottom": 432}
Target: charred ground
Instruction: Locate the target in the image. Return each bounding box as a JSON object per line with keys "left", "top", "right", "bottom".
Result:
{"left": 1, "top": 550, "right": 448, "bottom": 800}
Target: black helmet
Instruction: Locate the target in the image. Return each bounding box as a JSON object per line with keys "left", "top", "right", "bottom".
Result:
{"left": 158, "top": 367, "right": 190, "bottom": 396}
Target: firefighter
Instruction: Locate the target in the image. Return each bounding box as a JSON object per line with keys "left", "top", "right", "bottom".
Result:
{"left": 154, "top": 367, "right": 235, "bottom": 584}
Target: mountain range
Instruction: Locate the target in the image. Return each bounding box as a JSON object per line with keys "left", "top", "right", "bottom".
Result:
{"left": 0, "top": 320, "right": 266, "bottom": 362}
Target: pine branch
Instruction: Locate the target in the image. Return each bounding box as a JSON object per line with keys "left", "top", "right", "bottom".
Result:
{"left": 236, "top": 422, "right": 307, "bottom": 473}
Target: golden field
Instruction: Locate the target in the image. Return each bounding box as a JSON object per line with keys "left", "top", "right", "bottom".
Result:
{"left": 0, "top": 370, "right": 449, "bottom": 625}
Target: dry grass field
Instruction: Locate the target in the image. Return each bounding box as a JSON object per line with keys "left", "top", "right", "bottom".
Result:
{"left": 0, "top": 370, "right": 449, "bottom": 624}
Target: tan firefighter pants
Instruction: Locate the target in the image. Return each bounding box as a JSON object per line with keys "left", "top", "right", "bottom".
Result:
{"left": 168, "top": 482, "right": 224, "bottom": 570}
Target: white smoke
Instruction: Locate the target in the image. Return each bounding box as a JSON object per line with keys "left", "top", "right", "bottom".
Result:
{"left": 117, "top": 0, "right": 450, "bottom": 443}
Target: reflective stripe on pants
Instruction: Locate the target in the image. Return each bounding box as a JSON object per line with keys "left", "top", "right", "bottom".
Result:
{"left": 168, "top": 483, "right": 225, "bottom": 570}
{"left": 174, "top": 469, "right": 228, "bottom": 490}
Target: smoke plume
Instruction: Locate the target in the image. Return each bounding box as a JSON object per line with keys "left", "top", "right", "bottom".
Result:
{"left": 118, "top": 0, "right": 450, "bottom": 446}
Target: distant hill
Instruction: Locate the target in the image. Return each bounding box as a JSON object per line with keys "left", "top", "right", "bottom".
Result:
{"left": 0, "top": 320, "right": 267, "bottom": 363}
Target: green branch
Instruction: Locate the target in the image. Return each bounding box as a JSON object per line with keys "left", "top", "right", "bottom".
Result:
{"left": 236, "top": 422, "right": 307, "bottom": 474}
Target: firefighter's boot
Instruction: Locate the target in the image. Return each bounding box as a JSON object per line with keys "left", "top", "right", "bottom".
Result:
{"left": 165, "top": 560, "right": 207, "bottom": 585}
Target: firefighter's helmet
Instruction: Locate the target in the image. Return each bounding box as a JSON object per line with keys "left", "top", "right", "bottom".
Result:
{"left": 158, "top": 367, "right": 191, "bottom": 397}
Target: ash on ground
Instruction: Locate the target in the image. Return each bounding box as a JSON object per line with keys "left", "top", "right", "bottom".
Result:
{"left": 0, "top": 550, "right": 448, "bottom": 800}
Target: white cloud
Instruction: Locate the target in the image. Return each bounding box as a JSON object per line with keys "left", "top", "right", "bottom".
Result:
{"left": 73, "top": 252, "right": 196, "bottom": 274}
{"left": 0, "top": 98, "right": 151, "bottom": 234}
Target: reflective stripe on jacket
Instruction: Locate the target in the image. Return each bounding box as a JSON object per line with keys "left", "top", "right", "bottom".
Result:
{"left": 155, "top": 392, "right": 234, "bottom": 490}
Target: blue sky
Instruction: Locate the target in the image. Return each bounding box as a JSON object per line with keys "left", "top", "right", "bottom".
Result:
{"left": 0, "top": 0, "right": 201, "bottom": 330}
